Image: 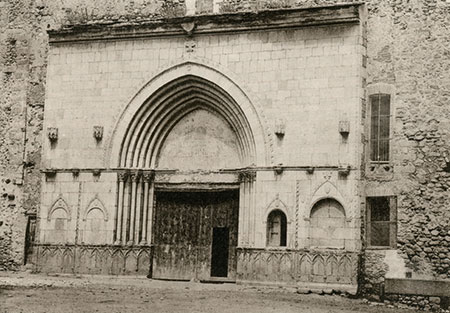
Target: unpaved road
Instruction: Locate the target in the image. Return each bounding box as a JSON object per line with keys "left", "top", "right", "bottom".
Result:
{"left": 0, "top": 273, "right": 421, "bottom": 313}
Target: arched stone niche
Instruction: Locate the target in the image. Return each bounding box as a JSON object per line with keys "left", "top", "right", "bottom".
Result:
{"left": 309, "top": 198, "right": 347, "bottom": 249}
{"left": 45, "top": 207, "right": 69, "bottom": 243}
{"left": 82, "top": 198, "right": 109, "bottom": 245}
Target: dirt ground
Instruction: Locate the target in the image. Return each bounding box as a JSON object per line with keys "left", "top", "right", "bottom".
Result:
{"left": 0, "top": 273, "right": 422, "bottom": 313}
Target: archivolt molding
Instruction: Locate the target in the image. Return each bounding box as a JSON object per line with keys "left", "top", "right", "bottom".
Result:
{"left": 47, "top": 196, "right": 71, "bottom": 221}
{"left": 263, "top": 193, "right": 291, "bottom": 223}
{"left": 107, "top": 59, "right": 273, "bottom": 169}
{"left": 83, "top": 196, "right": 108, "bottom": 221}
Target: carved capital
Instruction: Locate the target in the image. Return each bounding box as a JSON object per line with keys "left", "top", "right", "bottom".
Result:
{"left": 130, "top": 170, "right": 141, "bottom": 182}
{"left": 142, "top": 170, "right": 155, "bottom": 183}
{"left": 118, "top": 171, "right": 129, "bottom": 182}
{"left": 238, "top": 170, "right": 257, "bottom": 183}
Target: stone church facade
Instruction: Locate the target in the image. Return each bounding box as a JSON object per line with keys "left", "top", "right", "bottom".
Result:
{"left": 1, "top": 0, "right": 450, "bottom": 305}
{"left": 37, "top": 4, "right": 364, "bottom": 292}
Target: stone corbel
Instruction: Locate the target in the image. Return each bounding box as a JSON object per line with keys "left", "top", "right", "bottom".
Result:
{"left": 47, "top": 127, "right": 58, "bottom": 142}
{"left": 93, "top": 126, "right": 103, "bottom": 141}
{"left": 43, "top": 169, "right": 57, "bottom": 181}
{"left": 274, "top": 164, "right": 284, "bottom": 176}
{"left": 338, "top": 165, "right": 351, "bottom": 177}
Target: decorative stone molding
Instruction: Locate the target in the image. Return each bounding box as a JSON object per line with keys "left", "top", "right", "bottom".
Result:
{"left": 237, "top": 249, "right": 358, "bottom": 289}
{"left": 106, "top": 59, "right": 274, "bottom": 169}
{"left": 34, "top": 244, "right": 151, "bottom": 276}
{"left": 263, "top": 193, "right": 291, "bottom": 223}
{"left": 367, "top": 162, "right": 394, "bottom": 180}
{"left": 47, "top": 127, "right": 58, "bottom": 142}
{"left": 93, "top": 126, "right": 103, "bottom": 141}
{"left": 308, "top": 181, "right": 347, "bottom": 218}
{"left": 48, "top": 4, "right": 364, "bottom": 43}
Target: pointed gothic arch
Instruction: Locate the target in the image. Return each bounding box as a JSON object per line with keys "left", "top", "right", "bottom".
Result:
{"left": 108, "top": 61, "right": 270, "bottom": 169}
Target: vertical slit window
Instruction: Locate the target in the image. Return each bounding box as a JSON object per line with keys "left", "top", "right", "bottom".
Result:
{"left": 370, "top": 94, "right": 391, "bottom": 162}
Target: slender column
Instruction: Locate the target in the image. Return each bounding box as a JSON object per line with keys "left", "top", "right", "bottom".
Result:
{"left": 246, "top": 170, "right": 256, "bottom": 246}
{"left": 147, "top": 179, "right": 155, "bottom": 244}
{"left": 128, "top": 171, "right": 139, "bottom": 245}
{"left": 122, "top": 177, "right": 131, "bottom": 244}
{"left": 239, "top": 170, "right": 255, "bottom": 247}
{"left": 248, "top": 179, "right": 253, "bottom": 246}
{"left": 141, "top": 171, "right": 154, "bottom": 245}
{"left": 114, "top": 171, "right": 128, "bottom": 244}
{"left": 134, "top": 176, "right": 143, "bottom": 244}
{"left": 251, "top": 172, "right": 257, "bottom": 246}
{"left": 238, "top": 179, "right": 245, "bottom": 247}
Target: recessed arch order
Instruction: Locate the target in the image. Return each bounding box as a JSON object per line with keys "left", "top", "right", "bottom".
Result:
{"left": 108, "top": 61, "right": 270, "bottom": 169}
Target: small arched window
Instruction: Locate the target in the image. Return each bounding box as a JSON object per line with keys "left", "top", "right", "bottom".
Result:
{"left": 267, "top": 210, "right": 287, "bottom": 247}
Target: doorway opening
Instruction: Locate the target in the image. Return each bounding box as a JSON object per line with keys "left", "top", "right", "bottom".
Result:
{"left": 211, "top": 227, "right": 229, "bottom": 277}
{"left": 24, "top": 214, "right": 37, "bottom": 265}
{"left": 152, "top": 189, "right": 239, "bottom": 281}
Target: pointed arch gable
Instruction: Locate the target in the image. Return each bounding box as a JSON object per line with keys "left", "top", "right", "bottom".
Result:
{"left": 47, "top": 197, "right": 71, "bottom": 221}
{"left": 107, "top": 61, "right": 272, "bottom": 169}
{"left": 83, "top": 197, "right": 108, "bottom": 221}
{"left": 308, "top": 181, "right": 347, "bottom": 217}
{"left": 263, "top": 194, "right": 291, "bottom": 223}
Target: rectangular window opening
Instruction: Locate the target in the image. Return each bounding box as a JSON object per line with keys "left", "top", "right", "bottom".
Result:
{"left": 369, "top": 94, "right": 391, "bottom": 163}
{"left": 367, "top": 196, "right": 397, "bottom": 248}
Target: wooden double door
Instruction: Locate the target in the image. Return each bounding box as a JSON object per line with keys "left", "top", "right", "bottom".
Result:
{"left": 152, "top": 190, "right": 239, "bottom": 281}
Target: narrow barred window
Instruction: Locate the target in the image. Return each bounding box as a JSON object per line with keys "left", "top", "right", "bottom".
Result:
{"left": 370, "top": 94, "right": 391, "bottom": 162}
